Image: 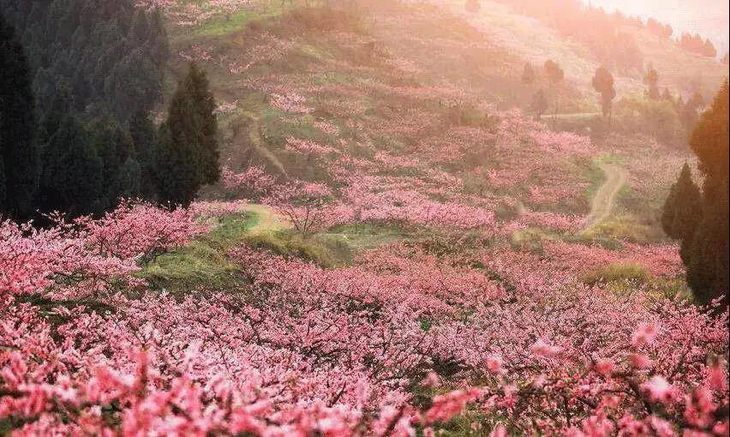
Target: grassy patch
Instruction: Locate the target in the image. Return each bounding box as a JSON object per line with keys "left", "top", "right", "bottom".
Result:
{"left": 581, "top": 262, "right": 650, "bottom": 286}
{"left": 260, "top": 109, "right": 326, "bottom": 147}
{"left": 582, "top": 214, "right": 665, "bottom": 243}
{"left": 194, "top": 7, "right": 285, "bottom": 38}
{"left": 244, "top": 230, "right": 354, "bottom": 267}
{"left": 140, "top": 214, "right": 257, "bottom": 292}
{"left": 326, "top": 222, "right": 413, "bottom": 250}
{"left": 510, "top": 227, "right": 561, "bottom": 253}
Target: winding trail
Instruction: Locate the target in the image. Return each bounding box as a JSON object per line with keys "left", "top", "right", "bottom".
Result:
{"left": 581, "top": 163, "right": 628, "bottom": 233}
{"left": 243, "top": 204, "right": 291, "bottom": 235}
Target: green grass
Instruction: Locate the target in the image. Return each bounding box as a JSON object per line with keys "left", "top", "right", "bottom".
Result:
{"left": 141, "top": 209, "right": 393, "bottom": 292}
{"left": 140, "top": 214, "right": 257, "bottom": 292}
{"left": 326, "top": 223, "right": 412, "bottom": 250}
{"left": 244, "top": 231, "right": 354, "bottom": 267}
{"left": 581, "top": 262, "right": 650, "bottom": 286}
{"left": 581, "top": 214, "right": 665, "bottom": 243}
{"left": 193, "top": 7, "right": 284, "bottom": 38}
{"left": 583, "top": 159, "right": 606, "bottom": 203}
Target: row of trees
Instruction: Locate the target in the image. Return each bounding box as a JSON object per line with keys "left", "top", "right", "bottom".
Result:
{"left": 1, "top": 3, "right": 220, "bottom": 220}
{"left": 678, "top": 32, "right": 717, "bottom": 58}
{"left": 588, "top": 64, "right": 707, "bottom": 146}
{"left": 662, "top": 81, "right": 728, "bottom": 304}
{"left": 0, "top": 0, "right": 169, "bottom": 122}
{"left": 0, "top": 0, "right": 169, "bottom": 219}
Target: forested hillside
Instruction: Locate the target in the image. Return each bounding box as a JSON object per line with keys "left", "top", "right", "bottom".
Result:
{"left": 1, "top": 0, "right": 169, "bottom": 217}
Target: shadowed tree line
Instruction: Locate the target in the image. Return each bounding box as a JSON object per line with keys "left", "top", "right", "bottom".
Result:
{"left": 1, "top": 2, "right": 220, "bottom": 220}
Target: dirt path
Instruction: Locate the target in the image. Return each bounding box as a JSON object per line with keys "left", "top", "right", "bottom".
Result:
{"left": 582, "top": 163, "right": 628, "bottom": 233}
{"left": 244, "top": 203, "right": 291, "bottom": 234}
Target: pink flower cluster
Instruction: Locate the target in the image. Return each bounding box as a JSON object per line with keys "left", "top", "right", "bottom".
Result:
{"left": 0, "top": 201, "right": 204, "bottom": 300}
{"left": 84, "top": 200, "right": 208, "bottom": 260}
{"left": 3, "top": 224, "right": 726, "bottom": 434}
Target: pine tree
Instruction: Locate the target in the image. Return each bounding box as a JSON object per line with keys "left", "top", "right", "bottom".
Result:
{"left": 543, "top": 60, "right": 564, "bottom": 86}
{"left": 89, "top": 118, "right": 137, "bottom": 209}
{"left": 155, "top": 124, "right": 201, "bottom": 207}
{"left": 156, "top": 63, "right": 219, "bottom": 207}
{"left": 688, "top": 186, "right": 729, "bottom": 304}
{"left": 685, "top": 80, "right": 729, "bottom": 303}
{"left": 0, "top": 12, "right": 39, "bottom": 219}
{"left": 37, "top": 114, "right": 103, "bottom": 216}
{"left": 0, "top": 153, "right": 5, "bottom": 212}
{"left": 129, "top": 109, "right": 159, "bottom": 200}
{"left": 661, "top": 163, "right": 702, "bottom": 264}
{"left": 543, "top": 60, "right": 564, "bottom": 121}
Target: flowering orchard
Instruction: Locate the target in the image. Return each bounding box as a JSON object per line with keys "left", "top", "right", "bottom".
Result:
{"left": 1, "top": 200, "right": 728, "bottom": 435}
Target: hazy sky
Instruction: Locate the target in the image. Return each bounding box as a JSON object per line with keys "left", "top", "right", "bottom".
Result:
{"left": 584, "top": 0, "right": 729, "bottom": 54}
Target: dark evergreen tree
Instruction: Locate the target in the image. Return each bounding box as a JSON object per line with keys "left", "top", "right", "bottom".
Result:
{"left": 661, "top": 163, "right": 702, "bottom": 264}
{"left": 1, "top": 0, "right": 171, "bottom": 216}
{"left": 37, "top": 115, "right": 103, "bottom": 216}
{"left": 680, "top": 91, "right": 705, "bottom": 131}
{"left": 0, "top": 153, "right": 5, "bottom": 212}
{"left": 0, "top": 13, "right": 38, "bottom": 218}
{"left": 543, "top": 60, "right": 564, "bottom": 119}
{"left": 184, "top": 63, "right": 219, "bottom": 185}
{"left": 662, "top": 163, "right": 702, "bottom": 240}
{"left": 1, "top": 0, "right": 168, "bottom": 123}
{"left": 685, "top": 81, "right": 729, "bottom": 303}
{"left": 530, "top": 90, "right": 548, "bottom": 120}
{"left": 129, "top": 109, "right": 159, "bottom": 200}
{"left": 543, "top": 60, "right": 564, "bottom": 86}
{"left": 89, "top": 118, "right": 138, "bottom": 208}
{"left": 155, "top": 124, "right": 201, "bottom": 207}
{"left": 688, "top": 186, "right": 729, "bottom": 304}
{"left": 156, "top": 63, "right": 220, "bottom": 207}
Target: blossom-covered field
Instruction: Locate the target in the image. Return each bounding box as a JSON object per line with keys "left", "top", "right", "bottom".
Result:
{"left": 2, "top": 0, "right": 728, "bottom": 435}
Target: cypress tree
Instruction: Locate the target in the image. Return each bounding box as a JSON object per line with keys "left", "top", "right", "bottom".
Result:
{"left": 592, "top": 66, "right": 616, "bottom": 119}
{"left": 0, "top": 153, "right": 5, "bottom": 212}
{"left": 685, "top": 81, "right": 729, "bottom": 303}
{"left": 644, "top": 65, "right": 660, "bottom": 100}
{"left": 129, "top": 109, "right": 159, "bottom": 200}
{"left": 37, "top": 114, "right": 103, "bottom": 216}
{"left": 156, "top": 63, "right": 219, "bottom": 207}
{"left": 0, "top": 12, "right": 39, "bottom": 219}
{"left": 522, "top": 63, "right": 536, "bottom": 85}
{"left": 155, "top": 124, "right": 200, "bottom": 207}
{"left": 531, "top": 90, "right": 548, "bottom": 120}
{"left": 182, "top": 62, "right": 219, "bottom": 185}
{"left": 661, "top": 163, "right": 702, "bottom": 265}
{"left": 662, "top": 163, "right": 702, "bottom": 241}
{"left": 688, "top": 186, "right": 729, "bottom": 304}
{"left": 89, "top": 117, "right": 137, "bottom": 208}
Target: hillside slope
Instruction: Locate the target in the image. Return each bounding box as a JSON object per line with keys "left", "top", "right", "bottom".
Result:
{"left": 161, "top": 1, "right": 713, "bottom": 231}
